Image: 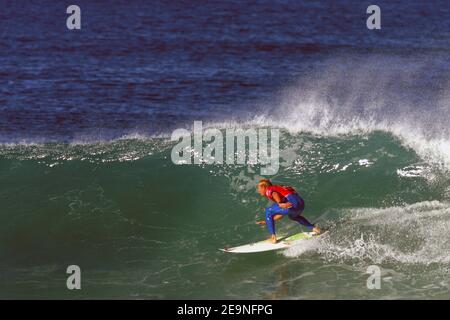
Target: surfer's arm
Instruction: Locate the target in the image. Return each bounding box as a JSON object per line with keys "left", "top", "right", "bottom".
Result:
{"left": 272, "top": 192, "right": 293, "bottom": 209}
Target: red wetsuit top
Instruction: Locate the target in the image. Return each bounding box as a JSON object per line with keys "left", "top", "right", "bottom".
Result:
{"left": 265, "top": 185, "right": 297, "bottom": 202}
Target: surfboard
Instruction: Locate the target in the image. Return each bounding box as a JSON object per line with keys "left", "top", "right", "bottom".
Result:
{"left": 220, "top": 231, "right": 328, "bottom": 254}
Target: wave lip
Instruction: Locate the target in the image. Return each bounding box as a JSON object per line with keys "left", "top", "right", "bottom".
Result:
{"left": 245, "top": 55, "right": 450, "bottom": 170}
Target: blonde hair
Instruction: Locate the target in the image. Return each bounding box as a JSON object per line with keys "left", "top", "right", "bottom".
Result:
{"left": 257, "top": 178, "right": 272, "bottom": 188}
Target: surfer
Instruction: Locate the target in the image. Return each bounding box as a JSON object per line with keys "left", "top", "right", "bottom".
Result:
{"left": 256, "top": 179, "right": 322, "bottom": 243}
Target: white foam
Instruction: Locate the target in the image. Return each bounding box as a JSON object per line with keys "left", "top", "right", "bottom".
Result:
{"left": 229, "top": 56, "right": 450, "bottom": 171}
{"left": 282, "top": 201, "right": 450, "bottom": 266}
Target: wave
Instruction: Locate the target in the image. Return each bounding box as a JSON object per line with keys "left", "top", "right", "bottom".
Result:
{"left": 282, "top": 200, "right": 450, "bottom": 273}
{"left": 2, "top": 54, "right": 449, "bottom": 172}
{"left": 243, "top": 55, "right": 450, "bottom": 170}
{"left": 0, "top": 55, "right": 448, "bottom": 276}
{"left": 0, "top": 126, "right": 448, "bottom": 296}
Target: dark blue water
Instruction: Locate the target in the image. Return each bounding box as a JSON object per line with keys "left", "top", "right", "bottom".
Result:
{"left": 1, "top": 0, "right": 449, "bottom": 142}
{"left": 1, "top": 1, "right": 449, "bottom": 299}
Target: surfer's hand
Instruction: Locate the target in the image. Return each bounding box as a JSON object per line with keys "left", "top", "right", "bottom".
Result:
{"left": 279, "top": 202, "right": 293, "bottom": 209}
{"left": 256, "top": 220, "right": 266, "bottom": 225}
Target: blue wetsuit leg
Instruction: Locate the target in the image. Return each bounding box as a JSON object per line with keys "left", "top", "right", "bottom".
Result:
{"left": 265, "top": 194, "right": 314, "bottom": 234}
{"left": 288, "top": 215, "right": 315, "bottom": 230}
{"left": 287, "top": 194, "right": 315, "bottom": 230}
{"left": 265, "top": 204, "right": 292, "bottom": 235}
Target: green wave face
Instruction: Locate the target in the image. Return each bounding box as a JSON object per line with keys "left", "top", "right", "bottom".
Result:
{"left": 0, "top": 129, "right": 449, "bottom": 299}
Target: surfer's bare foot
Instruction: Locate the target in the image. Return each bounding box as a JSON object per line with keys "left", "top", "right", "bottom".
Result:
{"left": 312, "top": 226, "right": 322, "bottom": 235}
{"left": 269, "top": 234, "right": 277, "bottom": 244}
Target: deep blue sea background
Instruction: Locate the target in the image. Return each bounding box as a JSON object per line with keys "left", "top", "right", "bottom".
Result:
{"left": 1, "top": 0, "right": 449, "bottom": 141}
{"left": 0, "top": 1, "right": 449, "bottom": 299}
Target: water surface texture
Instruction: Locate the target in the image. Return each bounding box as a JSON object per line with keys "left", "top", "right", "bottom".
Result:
{"left": 0, "top": 1, "right": 449, "bottom": 299}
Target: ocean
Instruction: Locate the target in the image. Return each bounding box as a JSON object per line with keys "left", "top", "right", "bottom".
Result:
{"left": 0, "top": 0, "right": 449, "bottom": 299}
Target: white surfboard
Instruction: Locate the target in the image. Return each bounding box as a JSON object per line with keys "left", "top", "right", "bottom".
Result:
{"left": 220, "top": 231, "right": 328, "bottom": 254}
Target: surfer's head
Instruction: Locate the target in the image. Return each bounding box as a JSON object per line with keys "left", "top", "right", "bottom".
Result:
{"left": 257, "top": 179, "right": 272, "bottom": 196}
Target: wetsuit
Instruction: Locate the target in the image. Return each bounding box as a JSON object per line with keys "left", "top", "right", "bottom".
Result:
{"left": 264, "top": 185, "right": 315, "bottom": 235}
